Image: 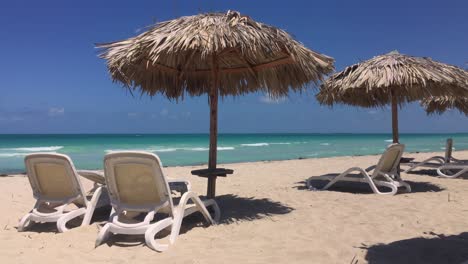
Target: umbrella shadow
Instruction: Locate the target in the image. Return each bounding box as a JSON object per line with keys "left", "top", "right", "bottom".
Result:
{"left": 215, "top": 194, "right": 294, "bottom": 224}
{"left": 361, "top": 232, "right": 468, "bottom": 264}
{"left": 405, "top": 169, "right": 440, "bottom": 177}
{"left": 294, "top": 174, "right": 444, "bottom": 194}
{"left": 102, "top": 194, "right": 294, "bottom": 248}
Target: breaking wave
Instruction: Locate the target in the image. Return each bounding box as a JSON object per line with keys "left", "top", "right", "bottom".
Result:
{"left": 2, "top": 146, "right": 63, "bottom": 152}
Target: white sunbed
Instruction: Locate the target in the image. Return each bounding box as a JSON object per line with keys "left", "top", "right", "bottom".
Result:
{"left": 436, "top": 164, "right": 468, "bottom": 178}
{"left": 405, "top": 138, "right": 467, "bottom": 171}
{"left": 404, "top": 138, "right": 468, "bottom": 177}
{"left": 95, "top": 151, "right": 220, "bottom": 252}
{"left": 18, "top": 153, "right": 108, "bottom": 232}
{"left": 307, "top": 144, "right": 411, "bottom": 195}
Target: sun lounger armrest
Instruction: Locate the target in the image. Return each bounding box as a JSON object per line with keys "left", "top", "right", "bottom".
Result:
{"left": 450, "top": 157, "right": 468, "bottom": 164}
{"left": 168, "top": 179, "right": 192, "bottom": 192}
{"left": 365, "top": 165, "right": 377, "bottom": 172}
{"left": 77, "top": 170, "right": 106, "bottom": 185}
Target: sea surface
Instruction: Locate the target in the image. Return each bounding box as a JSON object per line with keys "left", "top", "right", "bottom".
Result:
{"left": 1, "top": 133, "right": 468, "bottom": 174}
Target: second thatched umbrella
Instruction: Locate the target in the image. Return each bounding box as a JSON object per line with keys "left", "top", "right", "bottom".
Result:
{"left": 317, "top": 51, "right": 468, "bottom": 143}
{"left": 97, "top": 11, "right": 334, "bottom": 198}
{"left": 421, "top": 96, "right": 468, "bottom": 116}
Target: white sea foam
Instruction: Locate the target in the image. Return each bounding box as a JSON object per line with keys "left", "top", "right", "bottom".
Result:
{"left": 187, "top": 147, "right": 209, "bottom": 151}
{"left": 105, "top": 149, "right": 148, "bottom": 153}
{"left": 183, "top": 147, "right": 234, "bottom": 151}
{"left": 384, "top": 139, "right": 393, "bottom": 142}
{"left": 320, "top": 143, "right": 330, "bottom": 146}
{"left": 292, "top": 141, "right": 308, "bottom": 144}
{"left": 217, "top": 147, "right": 235, "bottom": 150}
{"left": 241, "top": 143, "right": 269, "bottom": 147}
{"left": 155, "top": 148, "right": 178, "bottom": 152}
{"left": 2, "top": 146, "right": 64, "bottom": 152}
{"left": 106, "top": 146, "right": 234, "bottom": 153}
{"left": 0, "top": 153, "right": 27, "bottom": 157}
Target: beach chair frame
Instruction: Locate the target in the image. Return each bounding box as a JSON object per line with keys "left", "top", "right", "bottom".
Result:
{"left": 307, "top": 144, "right": 411, "bottom": 195}
{"left": 436, "top": 164, "right": 468, "bottom": 178}
{"left": 18, "top": 153, "right": 106, "bottom": 232}
{"left": 405, "top": 138, "right": 468, "bottom": 174}
{"left": 95, "top": 151, "right": 220, "bottom": 252}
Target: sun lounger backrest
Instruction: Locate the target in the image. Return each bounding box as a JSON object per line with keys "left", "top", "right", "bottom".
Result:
{"left": 445, "top": 138, "right": 453, "bottom": 163}
{"left": 24, "top": 153, "right": 85, "bottom": 201}
{"left": 104, "top": 152, "right": 173, "bottom": 213}
{"left": 373, "top": 144, "right": 405, "bottom": 174}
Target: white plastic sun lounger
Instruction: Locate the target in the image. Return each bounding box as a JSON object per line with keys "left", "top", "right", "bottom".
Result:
{"left": 18, "top": 153, "right": 108, "bottom": 232}
{"left": 95, "top": 151, "right": 220, "bottom": 252}
{"left": 436, "top": 164, "right": 468, "bottom": 178}
{"left": 404, "top": 138, "right": 468, "bottom": 173}
{"left": 307, "top": 144, "right": 411, "bottom": 195}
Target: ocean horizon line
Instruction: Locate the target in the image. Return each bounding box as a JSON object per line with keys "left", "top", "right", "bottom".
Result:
{"left": 1, "top": 132, "right": 467, "bottom": 136}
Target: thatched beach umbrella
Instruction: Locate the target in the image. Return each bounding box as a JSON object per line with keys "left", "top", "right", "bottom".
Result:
{"left": 421, "top": 96, "right": 468, "bottom": 116}
{"left": 317, "top": 51, "right": 468, "bottom": 143}
{"left": 97, "top": 11, "right": 334, "bottom": 198}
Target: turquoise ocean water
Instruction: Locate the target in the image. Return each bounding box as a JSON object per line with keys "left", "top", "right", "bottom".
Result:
{"left": 1, "top": 133, "right": 468, "bottom": 174}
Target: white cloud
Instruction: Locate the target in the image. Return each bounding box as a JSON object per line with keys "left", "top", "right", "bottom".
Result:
{"left": 11, "top": 116, "right": 24, "bottom": 121}
{"left": 127, "top": 112, "right": 139, "bottom": 118}
{"left": 259, "top": 93, "right": 287, "bottom": 104}
{"left": 182, "top": 111, "right": 191, "bottom": 118}
{"left": 48, "top": 107, "right": 65, "bottom": 117}
{"left": 160, "top": 108, "right": 169, "bottom": 117}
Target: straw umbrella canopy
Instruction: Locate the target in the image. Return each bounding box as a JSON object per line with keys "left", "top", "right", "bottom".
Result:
{"left": 97, "top": 10, "right": 334, "bottom": 198}
{"left": 317, "top": 51, "right": 468, "bottom": 143}
{"left": 421, "top": 96, "right": 468, "bottom": 116}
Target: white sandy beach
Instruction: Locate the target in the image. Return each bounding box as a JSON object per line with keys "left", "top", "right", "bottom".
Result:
{"left": 1, "top": 150, "right": 468, "bottom": 264}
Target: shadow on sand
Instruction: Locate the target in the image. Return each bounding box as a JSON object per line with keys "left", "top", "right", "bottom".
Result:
{"left": 294, "top": 174, "right": 444, "bottom": 194}
{"left": 103, "top": 194, "right": 294, "bottom": 247}
{"left": 362, "top": 232, "right": 468, "bottom": 264}
{"left": 215, "top": 194, "right": 294, "bottom": 224}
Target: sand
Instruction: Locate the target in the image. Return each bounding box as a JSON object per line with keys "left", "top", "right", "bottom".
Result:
{"left": 1, "top": 150, "right": 468, "bottom": 264}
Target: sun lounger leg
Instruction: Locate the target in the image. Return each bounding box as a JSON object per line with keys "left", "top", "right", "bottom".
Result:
{"left": 57, "top": 208, "right": 87, "bottom": 232}
{"left": 168, "top": 192, "right": 218, "bottom": 245}
{"left": 144, "top": 217, "right": 173, "bottom": 252}
{"left": 95, "top": 223, "right": 112, "bottom": 248}
{"left": 371, "top": 180, "right": 398, "bottom": 195}
{"left": 82, "top": 186, "right": 104, "bottom": 226}
{"left": 18, "top": 213, "right": 33, "bottom": 232}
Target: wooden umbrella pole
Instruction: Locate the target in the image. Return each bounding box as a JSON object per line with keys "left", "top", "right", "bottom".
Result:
{"left": 391, "top": 89, "right": 401, "bottom": 178}
{"left": 391, "top": 90, "right": 399, "bottom": 144}
{"left": 207, "top": 55, "right": 219, "bottom": 198}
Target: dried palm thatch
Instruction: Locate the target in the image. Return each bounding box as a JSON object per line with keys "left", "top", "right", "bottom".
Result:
{"left": 97, "top": 10, "right": 334, "bottom": 198}
{"left": 317, "top": 51, "right": 468, "bottom": 108}
{"left": 421, "top": 96, "right": 468, "bottom": 116}
{"left": 317, "top": 51, "right": 468, "bottom": 143}
{"left": 97, "top": 10, "right": 334, "bottom": 99}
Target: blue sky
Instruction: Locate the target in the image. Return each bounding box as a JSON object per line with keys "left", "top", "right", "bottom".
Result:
{"left": 0, "top": 0, "right": 467, "bottom": 134}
